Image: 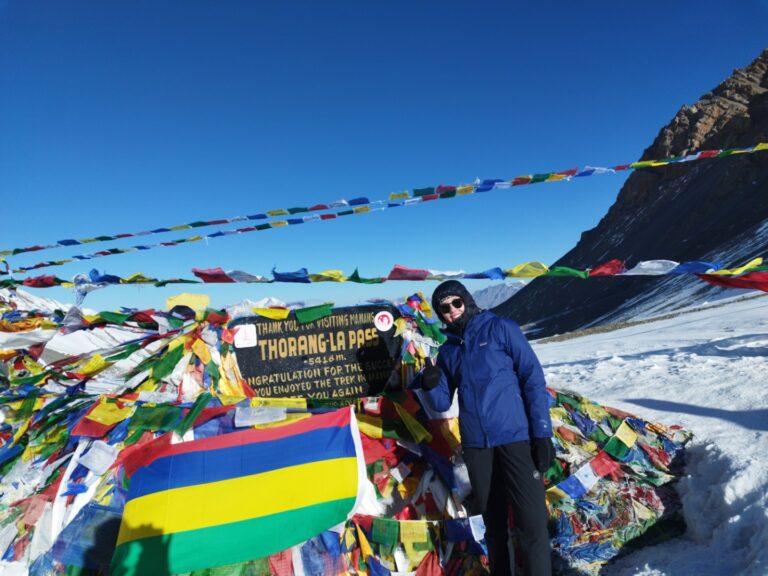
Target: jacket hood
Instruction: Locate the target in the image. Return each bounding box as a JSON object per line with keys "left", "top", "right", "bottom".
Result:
{"left": 431, "top": 280, "right": 481, "bottom": 335}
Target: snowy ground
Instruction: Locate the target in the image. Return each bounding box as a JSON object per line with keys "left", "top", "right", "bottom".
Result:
{"left": 533, "top": 294, "right": 768, "bottom": 576}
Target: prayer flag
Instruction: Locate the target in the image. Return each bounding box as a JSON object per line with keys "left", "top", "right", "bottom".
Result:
{"left": 589, "top": 259, "right": 626, "bottom": 277}
{"left": 112, "top": 408, "right": 365, "bottom": 576}
{"left": 387, "top": 265, "right": 430, "bottom": 281}
{"left": 697, "top": 271, "right": 768, "bottom": 293}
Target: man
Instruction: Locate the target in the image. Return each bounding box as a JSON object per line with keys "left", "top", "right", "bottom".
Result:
{"left": 419, "top": 280, "right": 554, "bottom": 576}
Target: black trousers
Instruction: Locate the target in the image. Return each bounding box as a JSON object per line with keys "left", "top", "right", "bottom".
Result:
{"left": 463, "top": 442, "right": 552, "bottom": 576}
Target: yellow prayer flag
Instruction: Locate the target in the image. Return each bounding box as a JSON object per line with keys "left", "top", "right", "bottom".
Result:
{"left": 755, "top": 142, "right": 768, "bottom": 151}
{"left": 632, "top": 499, "right": 655, "bottom": 522}
{"left": 270, "top": 220, "right": 288, "bottom": 228}
{"left": 217, "top": 394, "right": 247, "bottom": 406}
{"left": 398, "top": 476, "right": 420, "bottom": 500}
{"left": 252, "top": 308, "right": 290, "bottom": 320}
{"left": 400, "top": 520, "right": 431, "bottom": 569}
{"left": 414, "top": 291, "right": 433, "bottom": 317}
{"left": 614, "top": 421, "right": 638, "bottom": 447}
{"left": 505, "top": 261, "right": 549, "bottom": 278}
{"left": 79, "top": 354, "right": 108, "bottom": 375}
{"left": 379, "top": 477, "right": 395, "bottom": 499}
{"left": 709, "top": 257, "right": 763, "bottom": 276}
{"left": 389, "top": 191, "right": 409, "bottom": 200}
{"left": 250, "top": 397, "right": 307, "bottom": 409}
{"left": 545, "top": 173, "right": 568, "bottom": 182}
{"left": 86, "top": 400, "right": 136, "bottom": 426}
{"left": 394, "top": 403, "right": 433, "bottom": 444}
{"left": 169, "top": 224, "right": 192, "bottom": 231}
{"left": 546, "top": 486, "right": 569, "bottom": 504}
{"left": 309, "top": 270, "right": 348, "bottom": 282}
{"left": 399, "top": 520, "right": 429, "bottom": 544}
{"left": 191, "top": 339, "right": 212, "bottom": 365}
{"left": 441, "top": 418, "right": 461, "bottom": 449}
{"left": 356, "top": 524, "right": 374, "bottom": 560}
{"left": 628, "top": 161, "right": 656, "bottom": 169}
{"left": 356, "top": 414, "right": 384, "bottom": 439}
{"left": 22, "top": 357, "right": 43, "bottom": 375}
{"left": 267, "top": 209, "right": 290, "bottom": 217}
{"left": 166, "top": 293, "right": 210, "bottom": 311}
{"left": 167, "top": 333, "right": 188, "bottom": 352}
{"left": 123, "top": 273, "right": 156, "bottom": 284}
{"left": 353, "top": 206, "right": 370, "bottom": 214}
{"left": 456, "top": 185, "right": 474, "bottom": 195}
{"left": 393, "top": 317, "right": 407, "bottom": 337}
{"left": 582, "top": 403, "right": 609, "bottom": 422}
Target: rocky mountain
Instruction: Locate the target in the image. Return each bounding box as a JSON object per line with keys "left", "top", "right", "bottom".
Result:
{"left": 495, "top": 49, "right": 768, "bottom": 338}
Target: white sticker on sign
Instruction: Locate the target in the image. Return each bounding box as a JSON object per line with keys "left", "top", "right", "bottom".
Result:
{"left": 234, "top": 324, "right": 257, "bottom": 348}
{"left": 374, "top": 311, "right": 395, "bottom": 332}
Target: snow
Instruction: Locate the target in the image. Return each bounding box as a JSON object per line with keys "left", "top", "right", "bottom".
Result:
{"left": 533, "top": 293, "right": 768, "bottom": 575}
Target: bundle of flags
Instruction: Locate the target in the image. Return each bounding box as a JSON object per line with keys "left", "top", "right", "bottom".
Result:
{"left": 0, "top": 289, "right": 691, "bottom": 575}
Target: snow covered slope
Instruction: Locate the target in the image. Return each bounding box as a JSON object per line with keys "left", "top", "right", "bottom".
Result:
{"left": 534, "top": 294, "right": 768, "bottom": 575}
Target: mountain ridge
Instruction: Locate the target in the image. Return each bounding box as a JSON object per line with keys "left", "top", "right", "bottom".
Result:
{"left": 495, "top": 49, "right": 768, "bottom": 337}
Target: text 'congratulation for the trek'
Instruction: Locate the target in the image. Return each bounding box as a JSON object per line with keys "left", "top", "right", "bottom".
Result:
{"left": 230, "top": 305, "right": 403, "bottom": 398}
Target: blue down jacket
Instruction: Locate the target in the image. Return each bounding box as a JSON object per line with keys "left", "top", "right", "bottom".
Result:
{"left": 422, "top": 310, "right": 552, "bottom": 449}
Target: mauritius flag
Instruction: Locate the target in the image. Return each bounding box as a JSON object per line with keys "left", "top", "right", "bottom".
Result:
{"left": 111, "top": 407, "right": 365, "bottom": 575}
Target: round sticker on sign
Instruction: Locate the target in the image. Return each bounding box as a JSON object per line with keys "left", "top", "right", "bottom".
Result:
{"left": 374, "top": 311, "right": 395, "bottom": 332}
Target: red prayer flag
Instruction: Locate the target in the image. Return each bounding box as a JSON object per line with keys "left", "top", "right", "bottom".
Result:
{"left": 22, "top": 275, "right": 58, "bottom": 288}
{"left": 191, "top": 267, "right": 236, "bottom": 283}
{"left": 415, "top": 551, "right": 444, "bottom": 576}
{"left": 589, "top": 259, "right": 626, "bottom": 277}
{"left": 387, "top": 265, "right": 430, "bottom": 281}
{"left": 697, "top": 272, "right": 768, "bottom": 293}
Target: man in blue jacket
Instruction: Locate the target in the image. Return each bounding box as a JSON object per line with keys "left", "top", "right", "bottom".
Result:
{"left": 420, "top": 280, "right": 554, "bottom": 576}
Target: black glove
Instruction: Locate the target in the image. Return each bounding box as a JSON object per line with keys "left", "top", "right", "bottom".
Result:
{"left": 531, "top": 437, "right": 556, "bottom": 474}
{"left": 421, "top": 362, "right": 442, "bottom": 390}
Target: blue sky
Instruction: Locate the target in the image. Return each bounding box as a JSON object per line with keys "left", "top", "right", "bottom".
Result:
{"left": 1, "top": 2, "right": 766, "bottom": 312}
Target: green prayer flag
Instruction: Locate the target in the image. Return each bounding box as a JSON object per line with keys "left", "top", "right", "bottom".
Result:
{"left": 126, "top": 404, "right": 183, "bottom": 444}
{"left": 413, "top": 187, "right": 435, "bottom": 196}
{"left": 295, "top": 303, "right": 334, "bottom": 325}
{"left": 372, "top": 517, "right": 400, "bottom": 547}
{"left": 556, "top": 393, "right": 581, "bottom": 411}
{"left": 98, "top": 311, "right": 132, "bottom": 325}
{"left": 545, "top": 267, "right": 589, "bottom": 279}
{"left": 106, "top": 342, "right": 142, "bottom": 362}
{"left": 175, "top": 392, "right": 212, "bottom": 436}
{"left": 18, "top": 392, "right": 39, "bottom": 420}
{"left": 603, "top": 436, "right": 630, "bottom": 460}
{"left": 348, "top": 269, "right": 385, "bottom": 284}
{"left": 205, "top": 359, "right": 220, "bottom": 385}
{"left": 152, "top": 345, "right": 186, "bottom": 381}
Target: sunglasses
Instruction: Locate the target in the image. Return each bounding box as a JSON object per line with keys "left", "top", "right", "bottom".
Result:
{"left": 438, "top": 298, "right": 465, "bottom": 314}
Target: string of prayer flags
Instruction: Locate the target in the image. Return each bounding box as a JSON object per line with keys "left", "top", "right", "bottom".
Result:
{"left": 3, "top": 143, "right": 767, "bottom": 273}
{"left": 5, "top": 256, "right": 768, "bottom": 305}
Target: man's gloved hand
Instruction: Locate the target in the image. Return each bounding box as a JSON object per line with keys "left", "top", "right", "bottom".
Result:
{"left": 421, "top": 361, "right": 442, "bottom": 390}
{"left": 531, "top": 437, "right": 556, "bottom": 474}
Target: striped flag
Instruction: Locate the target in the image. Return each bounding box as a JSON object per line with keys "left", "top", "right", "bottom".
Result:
{"left": 112, "top": 407, "right": 365, "bottom": 575}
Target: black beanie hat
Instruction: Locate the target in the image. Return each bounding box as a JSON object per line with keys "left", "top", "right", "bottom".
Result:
{"left": 431, "top": 280, "right": 480, "bottom": 333}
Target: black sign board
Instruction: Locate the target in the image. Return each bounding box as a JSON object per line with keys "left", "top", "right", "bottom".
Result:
{"left": 230, "top": 304, "right": 402, "bottom": 398}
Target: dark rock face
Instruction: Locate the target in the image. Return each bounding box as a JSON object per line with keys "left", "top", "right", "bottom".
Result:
{"left": 495, "top": 50, "right": 768, "bottom": 338}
